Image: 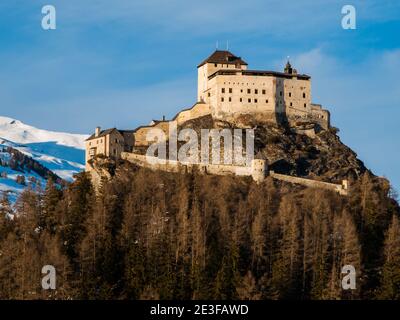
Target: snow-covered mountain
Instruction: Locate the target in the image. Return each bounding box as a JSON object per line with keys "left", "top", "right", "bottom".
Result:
{"left": 0, "top": 116, "right": 88, "bottom": 202}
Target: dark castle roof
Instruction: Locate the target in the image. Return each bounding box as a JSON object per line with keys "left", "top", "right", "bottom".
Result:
{"left": 86, "top": 128, "right": 133, "bottom": 141}
{"left": 197, "top": 50, "right": 248, "bottom": 68}
{"left": 86, "top": 128, "right": 117, "bottom": 141}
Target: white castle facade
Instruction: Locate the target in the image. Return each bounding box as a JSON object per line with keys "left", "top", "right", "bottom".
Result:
{"left": 197, "top": 50, "right": 329, "bottom": 127}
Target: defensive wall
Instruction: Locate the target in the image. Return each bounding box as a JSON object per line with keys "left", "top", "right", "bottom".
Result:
{"left": 120, "top": 152, "right": 348, "bottom": 195}
{"left": 269, "top": 170, "right": 348, "bottom": 195}
{"left": 133, "top": 102, "right": 211, "bottom": 147}
{"left": 121, "top": 152, "right": 265, "bottom": 183}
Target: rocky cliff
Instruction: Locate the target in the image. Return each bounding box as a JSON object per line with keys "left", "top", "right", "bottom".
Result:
{"left": 177, "top": 115, "right": 367, "bottom": 185}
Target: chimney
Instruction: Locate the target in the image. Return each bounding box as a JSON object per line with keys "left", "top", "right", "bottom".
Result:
{"left": 95, "top": 126, "right": 101, "bottom": 137}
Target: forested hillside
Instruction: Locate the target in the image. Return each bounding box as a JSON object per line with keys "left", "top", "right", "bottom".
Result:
{"left": 0, "top": 163, "right": 399, "bottom": 300}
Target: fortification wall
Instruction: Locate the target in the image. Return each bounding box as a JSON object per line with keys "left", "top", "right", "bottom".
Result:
{"left": 121, "top": 152, "right": 259, "bottom": 181}
{"left": 174, "top": 102, "right": 211, "bottom": 125}
{"left": 134, "top": 121, "right": 170, "bottom": 147}
{"left": 310, "top": 104, "right": 330, "bottom": 129}
{"left": 134, "top": 103, "right": 211, "bottom": 148}
{"left": 269, "top": 170, "right": 348, "bottom": 195}
{"left": 120, "top": 153, "right": 347, "bottom": 195}
{"left": 285, "top": 104, "right": 330, "bottom": 129}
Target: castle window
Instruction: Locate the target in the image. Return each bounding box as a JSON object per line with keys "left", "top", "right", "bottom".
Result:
{"left": 214, "top": 63, "right": 217, "bottom": 67}
{"left": 289, "top": 92, "right": 291, "bottom": 97}
{"left": 262, "top": 89, "right": 266, "bottom": 94}
{"left": 280, "top": 91, "right": 282, "bottom": 96}
{"left": 247, "top": 89, "right": 251, "bottom": 94}
{"left": 229, "top": 97, "right": 232, "bottom": 102}
{"left": 255, "top": 89, "right": 258, "bottom": 94}
{"left": 208, "top": 92, "right": 210, "bottom": 97}
{"left": 290, "top": 102, "right": 293, "bottom": 106}
{"left": 304, "top": 103, "right": 307, "bottom": 108}
{"left": 221, "top": 88, "right": 225, "bottom": 93}
{"left": 221, "top": 97, "right": 224, "bottom": 102}
{"left": 240, "top": 98, "right": 242, "bottom": 102}
{"left": 255, "top": 99, "right": 258, "bottom": 103}
{"left": 303, "top": 93, "right": 306, "bottom": 98}
{"left": 115, "top": 139, "right": 118, "bottom": 143}
{"left": 229, "top": 88, "right": 232, "bottom": 93}
{"left": 240, "top": 89, "right": 243, "bottom": 93}
{"left": 266, "top": 99, "right": 268, "bottom": 103}
{"left": 248, "top": 98, "right": 251, "bottom": 103}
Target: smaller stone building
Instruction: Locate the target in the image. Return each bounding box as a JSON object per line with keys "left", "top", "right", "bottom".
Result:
{"left": 85, "top": 127, "right": 134, "bottom": 170}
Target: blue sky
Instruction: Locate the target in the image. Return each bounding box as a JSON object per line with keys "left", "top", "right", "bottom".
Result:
{"left": 0, "top": 0, "right": 399, "bottom": 191}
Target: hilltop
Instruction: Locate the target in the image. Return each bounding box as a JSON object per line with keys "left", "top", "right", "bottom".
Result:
{"left": 178, "top": 115, "right": 368, "bottom": 183}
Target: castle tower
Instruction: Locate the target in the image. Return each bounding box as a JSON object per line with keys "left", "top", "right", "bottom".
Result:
{"left": 251, "top": 159, "right": 267, "bottom": 183}
{"left": 197, "top": 50, "right": 248, "bottom": 102}
{"left": 284, "top": 60, "right": 293, "bottom": 74}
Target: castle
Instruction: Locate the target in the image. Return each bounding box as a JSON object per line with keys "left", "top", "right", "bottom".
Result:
{"left": 85, "top": 50, "right": 347, "bottom": 195}
{"left": 86, "top": 50, "right": 330, "bottom": 163}
{"left": 196, "top": 50, "right": 329, "bottom": 127}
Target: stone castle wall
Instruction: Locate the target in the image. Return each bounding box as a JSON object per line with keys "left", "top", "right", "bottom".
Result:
{"left": 134, "top": 121, "right": 170, "bottom": 147}
{"left": 121, "top": 152, "right": 265, "bottom": 182}
{"left": 120, "top": 152, "right": 347, "bottom": 195}
{"left": 269, "top": 170, "right": 348, "bottom": 195}
{"left": 173, "top": 102, "right": 211, "bottom": 125}
{"left": 310, "top": 104, "right": 330, "bottom": 129}
{"left": 133, "top": 103, "right": 211, "bottom": 148}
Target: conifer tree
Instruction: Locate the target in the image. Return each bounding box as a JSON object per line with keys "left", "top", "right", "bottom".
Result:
{"left": 0, "top": 194, "right": 14, "bottom": 241}
{"left": 379, "top": 215, "right": 400, "bottom": 299}
{"left": 59, "top": 173, "right": 93, "bottom": 268}
{"left": 42, "top": 178, "right": 62, "bottom": 234}
{"left": 270, "top": 195, "right": 301, "bottom": 298}
{"left": 236, "top": 271, "right": 261, "bottom": 300}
